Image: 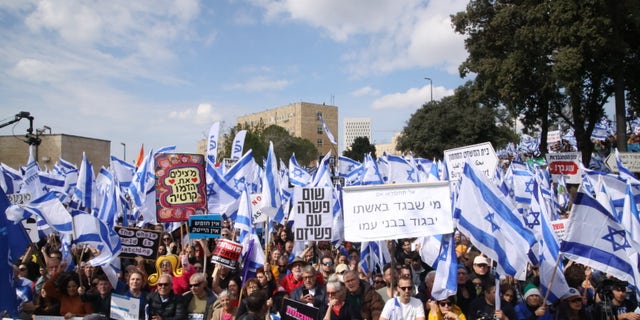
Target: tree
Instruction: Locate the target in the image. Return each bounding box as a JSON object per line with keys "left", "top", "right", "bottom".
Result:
{"left": 396, "top": 82, "right": 518, "bottom": 159}
{"left": 342, "top": 137, "right": 376, "bottom": 162}
{"left": 220, "top": 122, "right": 318, "bottom": 167}
{"left": 451, "top": 0, "right": 640, "bottom": 164}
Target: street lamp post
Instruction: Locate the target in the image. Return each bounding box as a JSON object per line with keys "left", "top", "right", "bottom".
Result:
{"left": 121, "top": 142, "right": 126, "bottom": 161}
{"left": 424, "top": 77, "right": 433, "bottom": 102}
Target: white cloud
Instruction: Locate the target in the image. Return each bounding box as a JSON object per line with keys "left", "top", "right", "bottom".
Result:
{"left": 169, "top": 103, "right": 223, "bottom": 125}
{"left": 224, "top": 76, "right": 291, "bottom": 92}
{"left": 254, "top": 0, "right": 468, "bottom": 77}
{"left": 371, "top": 84, "right": 454, "bottom": 110}
{"left": 351, "top": 86, "right": 380, "bottom": 97}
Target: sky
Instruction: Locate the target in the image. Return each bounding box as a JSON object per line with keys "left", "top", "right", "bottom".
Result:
{"left": 0, "top": 0, "right": 472, "bottom": 160}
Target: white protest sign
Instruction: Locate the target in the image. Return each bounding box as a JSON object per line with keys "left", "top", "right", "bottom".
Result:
{"left": 550, "top": 219, "right": 569, "bottom": 241}
{"left": 444, "top": 142, "right": 498, "bottom": 183}
{"left": 342, "top": 182, "right": 453, "bottom": 242}
{"left": 292, "top": 187, "right": 333, "bottom": 241}
{"left": 605, "top": 152, "right": 640, "bottom": 173}
{"left": 250, "top": 194, "right": 267, "bottom": 223}
{"left": 546, "top": 152, "right": 582, "bottom": 184}
{"left": 110, "top": 293, "right": 140, "bottom": 320}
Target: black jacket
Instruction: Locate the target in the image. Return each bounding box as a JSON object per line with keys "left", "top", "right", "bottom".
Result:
{"left": 147, "top": 291, "right": 187, "bottom": 320}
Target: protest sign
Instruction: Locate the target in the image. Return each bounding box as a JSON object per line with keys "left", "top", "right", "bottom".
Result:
{"left": 110, "top": 293, "right": 140, "bottom": 320}
{"left": 115, "top": 226, "right": 160, "bottom": 259}
{"left": 211, "top": 239, "right": 242, "bottom": 269}
{"left": 342, "top": 182, "right": 453, "bottom": 242}
{"left": 189, "top": 214, "right": 222, "bottom": 239}
{"left": 280, "top": 298, "right": 319, "bottom": 320}
{"left": 155, "top": 153, "right": 207, "bottom": 222}
{"left": 546, "top": 152, "right": 582, "bottom": 184}
{"left": 292, "top": 187, "right": 333, "bottom": 242}
{"left": 444, "top": 142, "right": 498, "bottom": 182}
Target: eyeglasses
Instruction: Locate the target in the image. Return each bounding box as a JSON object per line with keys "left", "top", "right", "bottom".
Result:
{"left": 374, "top": 280, "right": 386, "bottom": 284}
{"left": 189, "top": 282, "right": 203, "bottom": 288}
{"left": 326, "top": 291, "right": 338, "bottom": 295}
{"left": 18, "top": 267, "right": 27, "bottom": 271}
{"left": 162, "top": 237, "right": 171, "bottom": 241}
{"left": 569, "top": 298, "right": 582, "bottom": 303}
{"left": 302, "top": 275, "right": 315, "bottom": 280}
{"left": 398, "top": 286, "right": 412, "bottom": 291}
{"left": 438, "top": 301, "right": 452, "bottom": 307}
{"left": 323, "top": 262, "right": 334, "bottom": 266}
{"left": 157, "top": 283, "right": 171, "bottom": 287}
{"left": 474, "top": 264, "right": 489, "bottom": 268}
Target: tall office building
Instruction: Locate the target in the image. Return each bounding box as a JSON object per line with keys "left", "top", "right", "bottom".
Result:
{"left": 236, "top": 102, "right": 338, "bottom": 157}
{"left": 342, "top": 117, "right": 371, "bottom": 151}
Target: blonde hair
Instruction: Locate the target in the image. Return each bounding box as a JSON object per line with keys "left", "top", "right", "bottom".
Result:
{"left": 147, "top": 254, "right": 182, "bottom": 286}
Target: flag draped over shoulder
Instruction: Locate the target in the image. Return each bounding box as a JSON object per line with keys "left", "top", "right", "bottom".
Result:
{"left": 560, "top": 184, "right": 640, "bottom": 288}
{"left": 454, "top": 163, "right": 538, "bottom": 277}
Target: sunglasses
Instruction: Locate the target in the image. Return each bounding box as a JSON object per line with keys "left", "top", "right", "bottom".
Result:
{"left": 375, "top": 280, "right": 386, "bottom": 284}
{"left": 190, "top": 282, "right": 203, "bottom": 288}
{"left": 439, "top": 301, "right": 452, "bottom": 307}
{"left": 163, "top": 238, "right": 171, "bottom": 241}
{"left": 398, "top": 286, "right": 412, "bottom": 291}
{"left": 323, "top": 262, "right": 334, "bottom": 266}
{"left": 326, "top": 291, "right": 338, "bottom": 295}
{"left": 569, "top": 298, "right": 582, "bottom": 303}
{"left": 18, "top": 268, "right": 27, "bottom": 271}
{"left": 157, "top": 283, "right": 171, "bottom": 287}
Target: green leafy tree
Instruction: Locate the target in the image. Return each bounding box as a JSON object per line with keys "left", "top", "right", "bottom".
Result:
{"left": 396, "top": 83, "right": 518, "bottom": 159}
{"left": 220, "top": 122, "right": 318, "bottom": 167}
{"left": 342, "top": 137, "right": 376, "bottom": 162}
{"left": 452, "top": 0, "right": 640, "bottom": 163}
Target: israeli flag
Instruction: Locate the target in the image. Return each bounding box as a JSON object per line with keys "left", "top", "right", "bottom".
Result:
{"left": 319, "top": 114, "right": 337, "bottom": 145}
{"left": 431, "top": 233, "right": 458, "bottom": 301}
{"left": 454, "top": 162, "right": 538, "bottom": 277}
{"left": 0, "top": 163, "right": 22, "bottom": 194}
{"left": 386, "top": 154, "right": 418, "bottom": 183}
{"left": 289, "top": 153, "right": 311, "bottom": 187}
{"left": 561, "top": 184, "right": 640, "bottom": 290}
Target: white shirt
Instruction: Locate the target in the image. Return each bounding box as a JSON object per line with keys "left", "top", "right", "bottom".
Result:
{"left": 380, "top": 297, "right": 425, "bottom": 320}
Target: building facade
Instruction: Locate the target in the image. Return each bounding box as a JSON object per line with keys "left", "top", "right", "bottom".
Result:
{"left": 342, "top": 117, "right": 371, "bottom": 151}
{"left": 236, "top": 102, "right": 339, "bottom": 157}
{"left": 375, "top": 131, "right": 402, "bottom": 156}
{"left": 0, "top": 134, "right": 111, "bottom": 171}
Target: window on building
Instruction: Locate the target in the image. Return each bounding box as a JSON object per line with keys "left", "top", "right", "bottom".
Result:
{"left": 317, "top": 139, "right": 323, "bottom": 146}
{"left": 317, "top": 125, "right": 323, "bottom": 134}
{"left": 317, "top": 112, "right": 323, "bottom": 120}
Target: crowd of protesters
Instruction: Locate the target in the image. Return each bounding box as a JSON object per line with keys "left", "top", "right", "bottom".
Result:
{"left": 7, "top": 218, "right": 640, "bottom": 320}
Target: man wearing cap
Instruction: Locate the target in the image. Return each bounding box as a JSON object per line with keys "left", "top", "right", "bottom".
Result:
{"left": 471, "top": 255, "right": 495, "bottom": 284}
{"left": 515, "top": 283, "right": 552, "bottom": 319}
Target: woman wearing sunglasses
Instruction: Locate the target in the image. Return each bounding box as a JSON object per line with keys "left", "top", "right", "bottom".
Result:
{"left": 427, "top": 296, "right": 466, "bottom": 320}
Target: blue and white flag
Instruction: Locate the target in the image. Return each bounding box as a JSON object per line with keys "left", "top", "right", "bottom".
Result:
{"left": 615, "top": 149, "right": 640, "bottom": 184}
{"left": 319, "top": 114, "right": 337, "bottom": 145}
{"left": 418, "top": 235, "right": 443, "bottom": 268}
{"left": 621, "top": 182, "right": 640, "bottom": 244}
{"left": 260, "top": 142, "right": 282, "bottom": 220}
{"left": 127, "top": 149, "right": 155, "bottom": 226}
{"left": 72, "top": 152, "right": 95, "bottom": 212}
{"left": 386, "top": 154, "right": 418, "bottom": 183}
{"left": 431, "top": 233, "right": 458, "bottom": 301}
{"left": 0, "top": 187, "right": 18, "bottom": 318}
{"left": 231, "top": 130, "right": 247, "bottom": 160}
{"left": 509, "top": 162, "right": 534, "bottom": 208}
{"left": 38, "top": 171, "right": 66, "bottom": 194}
{"left": 359, "top": 241, "right": 390, "bottom": 275}
{"left": 357, "top": 153, "right": 384, "bottom": 185}
{"left": 528, "top": 180, "right": 570, "bottom": 303}
{"left": 0, "top": 163, "right": 22, "bottom": 194}
{"left": 561, "top": 184, "right": 640, "bottom": 288}
{"left": 95, "top": 168, "right": 118, "bottom": 230}
{"left": 208, "top": 150, "right": 256, "bottom": 219}
{"left": 337, "top": 156, "right": 363, "bottom": 186}
{"left": 311, "top": 151, "right": 334, "bottom": 188}
{"left": 289, "top": 154, "right": 311, "bottom": 187}
{"left": 7, "top": 191, "right": 73, "bottom": 234}
{"left": 20, "top": 146, "right": 45, "bottom": 198}
{"left": 207, "top": 122, "right": 220, "bottom": 167}
{"left": 71, "top": 209, "right": 122, "bottom": 287}
{"left": 454, "top": 162, "right": 538, "bottom": 277}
